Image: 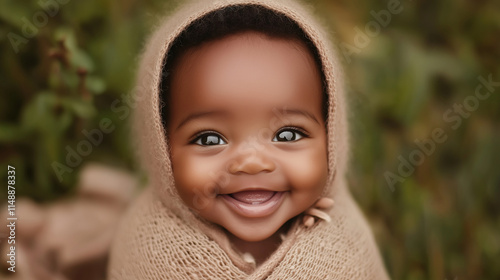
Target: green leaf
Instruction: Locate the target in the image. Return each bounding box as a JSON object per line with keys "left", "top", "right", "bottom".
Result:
{"left": 87, "top": 75, "right": 106, "bottom": 94}
{"left": 61, "top": 98, "right": 96, "bottom": 118}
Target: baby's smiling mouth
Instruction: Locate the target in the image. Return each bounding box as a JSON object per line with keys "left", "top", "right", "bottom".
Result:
{"left": 220, "top": 190, "right": 286, "bottom": 218}
{"left": 229, "top": 190, "right": 276, "bottom": 205}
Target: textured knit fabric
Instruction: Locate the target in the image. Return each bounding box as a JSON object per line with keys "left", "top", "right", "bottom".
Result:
{"left": 108, "top": 0, "right": 390, "bottom": 279}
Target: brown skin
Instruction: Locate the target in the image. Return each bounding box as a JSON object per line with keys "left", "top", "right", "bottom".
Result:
{"left": 167, "top": 31, "right": 328, "bottom": 265}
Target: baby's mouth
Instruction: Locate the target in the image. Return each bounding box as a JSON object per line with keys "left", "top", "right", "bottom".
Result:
{"left": 229, "top": 190, "right": 276, "bottom": 205}
{"left": 221, "top": 190, "right": 285, "bottom": 218}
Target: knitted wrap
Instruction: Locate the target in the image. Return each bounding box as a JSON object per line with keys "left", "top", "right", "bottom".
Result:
{"left": 108, "top": 0, "right": 390, "bottom": 279}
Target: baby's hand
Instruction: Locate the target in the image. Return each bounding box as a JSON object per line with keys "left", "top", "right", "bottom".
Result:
{"left": 303, "top": 197, "right": 334, "bottom": 227}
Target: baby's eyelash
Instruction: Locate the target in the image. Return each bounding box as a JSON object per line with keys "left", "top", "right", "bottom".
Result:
{"left": 276, "top": 126, "right": 310, "bottom": 137}
{"left": 188, "top": 130, "right": 224, "bottom": 144}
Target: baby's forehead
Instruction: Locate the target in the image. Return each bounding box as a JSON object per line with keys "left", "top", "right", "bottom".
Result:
{"left": 166, "top": 32, "right": 325, "bottom": 131}
{"left": 174, "top": 33, "right": 319, "bottom": 92}
{"left": 160, "top": 5, "right": 328, "bottom": 128}
{"left": 176, "top": 31, "right": 312, "bottom": 69}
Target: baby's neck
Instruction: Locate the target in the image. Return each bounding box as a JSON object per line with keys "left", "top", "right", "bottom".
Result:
{"left": 227, "top": 221, "right": 292, "bottom": 266}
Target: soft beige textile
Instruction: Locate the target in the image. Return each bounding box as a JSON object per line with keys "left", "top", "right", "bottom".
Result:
{"left": 108, "top": 0, "right": 390, "bottom": 279}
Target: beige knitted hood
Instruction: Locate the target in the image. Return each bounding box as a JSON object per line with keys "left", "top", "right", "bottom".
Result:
{"left": 108, "top": 0, "right": 389, "bottom": 279}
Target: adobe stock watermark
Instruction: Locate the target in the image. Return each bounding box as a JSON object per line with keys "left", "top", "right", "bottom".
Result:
{"left": 340, "top": 0, "right": 404, "bottom": 64}
{"left": 7, "top": 0, "right": 70, "bottom": 54}
{"left": 384, "top": 74, "right": 499, "bottom": 191}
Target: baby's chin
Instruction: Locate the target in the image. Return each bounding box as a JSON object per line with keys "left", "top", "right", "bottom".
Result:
{"left": 226, "top": 226, "right": 279, "bottom": 242}
{"left": 216, "top": 212, "right": 292, "bottom": 243}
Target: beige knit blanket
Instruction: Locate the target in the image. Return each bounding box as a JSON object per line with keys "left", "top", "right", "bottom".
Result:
{"left": 108, "top": 0, "right": 390, "bottom": 279}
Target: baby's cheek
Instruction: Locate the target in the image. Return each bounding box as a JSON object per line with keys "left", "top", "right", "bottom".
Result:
{"left": 286, "top": 149, "right": 328, "bottom": 193}
{"left": 172, "top": 155, "right": 219, "bottom": 206}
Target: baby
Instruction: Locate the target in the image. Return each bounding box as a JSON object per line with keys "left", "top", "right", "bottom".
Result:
{"left": 109, "top": 0, "right": 389, "bottom": 279}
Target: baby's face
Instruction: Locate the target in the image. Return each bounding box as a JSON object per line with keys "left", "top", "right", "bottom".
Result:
{"left": 167, "top": 32, "right": 328, "bottom": 242}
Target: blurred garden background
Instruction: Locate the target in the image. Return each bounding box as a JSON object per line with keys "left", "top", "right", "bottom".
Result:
{"left": 0, "top": 0, "right": 499, "bottom": 279}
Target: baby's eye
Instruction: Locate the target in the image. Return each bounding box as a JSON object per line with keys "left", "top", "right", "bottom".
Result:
{"left": 193, "top": 133, "right": 227, "bottom": 146}
{"left": 272, "top": 128, "right": 306, "bottom": 142}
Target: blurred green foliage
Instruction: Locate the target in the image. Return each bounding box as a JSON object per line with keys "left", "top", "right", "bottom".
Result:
{"left": 0, "top": 0, "right": 499, "bottom": 279}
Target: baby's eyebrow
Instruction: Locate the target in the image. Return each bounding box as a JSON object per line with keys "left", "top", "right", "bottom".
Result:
{"left": 280, "top": 108, "right": 320, "bottom": 125}
{"left": 176, "top": 110, "right": 228, "bottom": 131}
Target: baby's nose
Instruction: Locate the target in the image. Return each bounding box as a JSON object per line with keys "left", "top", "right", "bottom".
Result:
{"left": 227, "top": 151, "right": 276, "bottom": 175}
